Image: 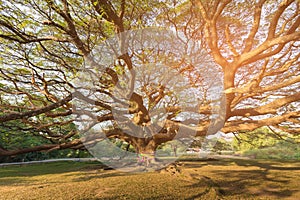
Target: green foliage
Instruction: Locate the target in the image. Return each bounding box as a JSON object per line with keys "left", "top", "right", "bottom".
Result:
{"left": 156, "top": 140, "right": 188, "bottom": 157}
{"left": 0, "top": 119, "right": 91, "bottom": 162}
{"left": 210, "top": 138, "right": 233, "bottom": 154}
{"left": 233, "top": 127, "right": 300, "bottom": 160}
{"left": 189, "top": 136, "right": 233, "bottom": 154}
{"left": 88, "top": 138, "right": 136, "bottom": 159}
{"left": 233, "top": 127, "right": 279, "bottom": 151}
{"left": 0, "top": 149, "right": 92, "bottom": 163}
{"left": 243, "top": 141, "right": 300, "bottom": 160}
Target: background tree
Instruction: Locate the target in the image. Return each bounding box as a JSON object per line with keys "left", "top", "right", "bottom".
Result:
{"left": 0, "top": 0, "right": 299, "bottom": 158}
{"left": 233, "top": 126, "right": 300, "bottom": 159}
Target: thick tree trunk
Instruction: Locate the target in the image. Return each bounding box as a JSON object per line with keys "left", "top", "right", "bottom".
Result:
{"left": 131, "top": 138, "right": 157, "bottom": 154}
{"left": 130, "top": 138, "right": 159, "bottom": 166}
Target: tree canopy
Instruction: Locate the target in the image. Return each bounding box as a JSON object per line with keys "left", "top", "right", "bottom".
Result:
{"left": 0, "top": 0, "right": 299, "bottom": 159}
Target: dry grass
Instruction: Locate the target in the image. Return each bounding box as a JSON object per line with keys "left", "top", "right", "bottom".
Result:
{"left": 0, "top": 158, "right": 299, "bottom": 199}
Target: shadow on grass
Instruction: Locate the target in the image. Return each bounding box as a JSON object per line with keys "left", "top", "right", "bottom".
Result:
{"left": 1, "top": 158, "right": 299, "bottom": 199}
{"left": 72, "top": 170, "right": 130, "bottom": 182}
{"left": 82, "top": 159, "right": 300, "bottom": 199}
{"left": 232, "top": 158, "right": 300, "bottom": 170}
{"left": 183, "top": 157, "right": 300, "bottom": 170}
{"left": 183, "top": 158, "right": 300, "bottom": 199}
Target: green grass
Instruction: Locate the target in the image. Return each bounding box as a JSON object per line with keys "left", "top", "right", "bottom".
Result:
{"left": 0, "top": 159, "right": 300, "bottom": 199}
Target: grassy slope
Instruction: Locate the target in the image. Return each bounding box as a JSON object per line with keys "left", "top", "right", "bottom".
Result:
{"left": 0, "top": 159, "right": 299, "bottom": 200}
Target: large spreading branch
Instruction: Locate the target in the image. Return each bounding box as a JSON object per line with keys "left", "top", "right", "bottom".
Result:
{"left": 0, "top": 93, "right": 73, "bottom": 123}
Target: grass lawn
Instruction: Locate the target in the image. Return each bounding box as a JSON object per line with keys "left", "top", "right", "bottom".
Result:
{"left": 0, "top": 158, "right": 299, "bottom": 199}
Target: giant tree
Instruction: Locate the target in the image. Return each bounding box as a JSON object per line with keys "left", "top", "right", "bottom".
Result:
{"left": 0, "top": 0, "right": 299, "bottom": 164}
